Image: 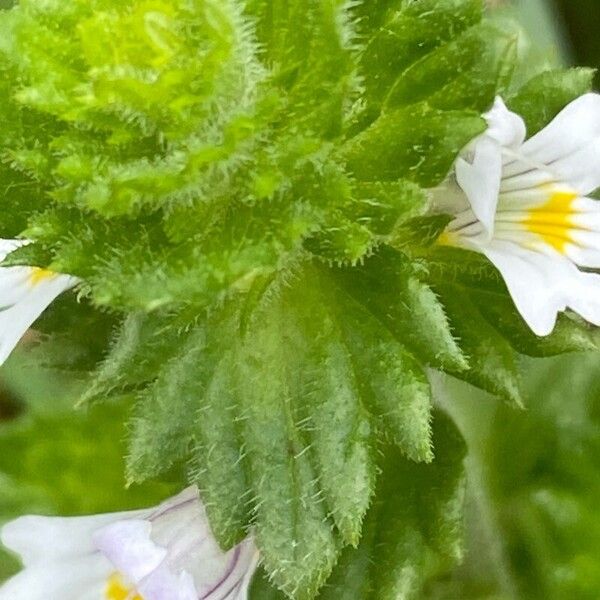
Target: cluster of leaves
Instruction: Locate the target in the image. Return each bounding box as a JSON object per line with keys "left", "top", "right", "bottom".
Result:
{"left": 0, "top": 0, "right": 598, "bottom": 598}
{"left": 250, "top": 412, "right": 467, "bottom": 600}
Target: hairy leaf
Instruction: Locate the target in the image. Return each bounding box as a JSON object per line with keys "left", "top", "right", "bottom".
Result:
{"left": 124, "top": 262, "right": 439, "bottom": 597}
{"left": 509, "top": 67, "right": 595, "bottom": 135}
{"left": 361, "top": 0, "right": 483, "bottom": 108}
{"left": 343, "top": 104, "right": 485, "bottom": 186}
{"left": 250, "top": 412, "right": 467, "bottom": 600}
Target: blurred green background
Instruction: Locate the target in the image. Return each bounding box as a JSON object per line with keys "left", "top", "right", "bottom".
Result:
{"left": 0, "top": 1, "right": 600, "bottom": 598}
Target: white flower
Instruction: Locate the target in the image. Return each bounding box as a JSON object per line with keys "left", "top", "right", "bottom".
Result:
{"left": 438, "top": 93, "right": 600, "bottom": 336}
{"left": 0, "top": 239, "right": 77, "bottom": 364}
{"left": 0, "top": 486, "right": 259, "bottom": 600}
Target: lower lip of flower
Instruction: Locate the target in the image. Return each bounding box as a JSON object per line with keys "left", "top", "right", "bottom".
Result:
{"left": 27, "top": 267, "right": 58, "bottom": 287}
{"left": 517, "top": 187, "right": 580, "bottom": 253}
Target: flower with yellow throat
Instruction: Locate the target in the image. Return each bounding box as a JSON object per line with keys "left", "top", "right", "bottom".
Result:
{"left": 438, "top": 94, "right": 600, "bottom": 336}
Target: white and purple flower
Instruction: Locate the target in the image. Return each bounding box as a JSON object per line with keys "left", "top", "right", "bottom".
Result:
{"left": 0, "top": 486, "right": 259, "bottom": 600}
{"left": 437, "top": 93, "right": 600, "bottom": 336}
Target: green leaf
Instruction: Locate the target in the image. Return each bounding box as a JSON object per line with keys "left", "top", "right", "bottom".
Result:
{"left": 421, "top": 245, "right": 504, "bottom": 294}
{"left": 321, "top": 413, "right": 466, "bottom": 600}
{"left": 360, "top": 0, "right": 483, "bottom": 107}
{"left": 332, "top": 249, "right": 468, "bottom": 374}
{"left": 124, "top": 262, "right": 438, "bottom": 597}
{"left": 0, "top": 243, "right": 51, "bottom": 269}
{"left": 126, "top": 313, "right": 228, "bottom": 482}
{"left": 234, "top": 293, "right": 342, "bottom": 599}
{"left": 387, "top": 22, "right": 517, "bottom": 113}
{"left": 326, "top": 276, "right": 433, "bottom": 463}
{"left": 350, "top": 180, "right": 428, "bottom": 235}
{"left": 189, "top": 350, "right": 252, "bottom": 548}
{"left": 117, "top": 307, "right": 250, "bottom": 550}
{"left": 433, "top": 283, "right": 523, "bottom": 407}
{"left": 423, "top": 246, "right": 600, "bottom": 359}
{"left": 509, "top": 67, "right": 596, "bottom": 135}
{"left": 392, "top": 214, "right": 454, "bottom": 250}
{"left": 343, "top": 103, "right": 485, "bottom": 186}
{"left": 79, "top": 312, "right": 183, "bottom": 404}
{"left": 3, "top": 1, "right": 595, "bottom": 597}
{"left": 250, "top": 411, "right": 467, "bottom": 600}
{"left": 306, "top": 178, "right": 428, "bottom": 265}
{"left": 250, "top": 0, "right": 357, "bottom": 135}
{"left": 5, "top": 292, "right": 117, "bottom": 374}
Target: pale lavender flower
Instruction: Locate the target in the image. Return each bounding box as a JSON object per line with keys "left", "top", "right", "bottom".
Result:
{"left": 0, "top": 486, "right": 259, "bottom": 600}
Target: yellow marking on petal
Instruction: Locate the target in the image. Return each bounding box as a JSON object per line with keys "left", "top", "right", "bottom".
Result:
{"left": 437, "top": 230, "right": 456, "bottom": 246}
{"left": 27, "top": 267, "right": 57, "bottom": 288}
{"left": 521, "top": 188, "right": 580, "bottom": 253}
{"left": 105, "top": 573, "right": 144, "bottom": 600}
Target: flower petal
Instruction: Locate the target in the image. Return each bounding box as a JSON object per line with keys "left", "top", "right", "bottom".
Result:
{"left": 484, "top": 96, "right": 527, "bottom": 149}
{"left": 564, "top": 232, "right": 600, "bottom": 268}
{"left": 498, "top": 163, "right": 554, "bottom": 193}
{"left": 567, "top": 197, "right": 600, "bottom": 268}
{"left": 95, "top": 487, "right": 260, "bottom": 600}
{"left": 0, "top": 554, "right": 111, "bottom": 600}
{"left": 520, "top": 93, "right": 600, "bottom": 194}
{"left": 153, "top": 493, "right": 259, "bottom": 600}
{"left": 566, "top": 270, "right": 600, "bottom": 326}
{"left": 146, "top": 486, "right": 199, "bottom": 521}
{"left": 136, "top": 563, "right": 198, "bottom": 600}
{"left": 93, "top": 519, "right": 168, "bottom": 583}
{"left": 494, "top": 192, "right": 600, "bottom": 269}
{"left": 543, "top": 136, "right": 600, "bottom": 195}
{"left": 481, "top": 241, "right": 569, "bottom": 336}
{"left": 1, "top": 511, "right": 145, "bottom": 567}
{"left": 0, "top": 239, "right": 27, "bottom": 261}
{"left": 451, "top": 98, "right": 526, "bottom": 241}
{"left": 482, "top": 239, "right": 600, "bottom": 336}
{"left": 0, "top": 268, "right": 41, "bottom": 309}
{"left": 455, "top": 135, "right": 502, "bottom": 237}
{"left": 0, "top": 271, "right": 77, "bottom": 365}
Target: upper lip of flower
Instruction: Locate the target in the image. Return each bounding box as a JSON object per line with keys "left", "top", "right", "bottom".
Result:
{"left": 439, "top": 93, "right": 600, "bottom": 337}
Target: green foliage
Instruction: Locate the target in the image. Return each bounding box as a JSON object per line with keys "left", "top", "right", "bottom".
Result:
{"left": 508, "top": 67, "right": 596, "bottom": 135}
{"left": 250, "top": 413, "right": 467, "bottom": 600}
{"left": 360, "top": 0, "right": 483, "bottom": 108}
{"left": 121, "top": 262, "right": 436, "bottom": 596}
{"left": 422, "top": 245, "right": 600, "bottom": 405}
{"left": 0, "top": 0, "right": 596, "bottom": 598}
{"left": 425, "top": 354, "right": 600, "bottom": 600}
{"left": 384, "top": 22, "right": 517, "bottom": 112}
{"left": 343, "top": 104, "right": 486, "bottom": 185}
